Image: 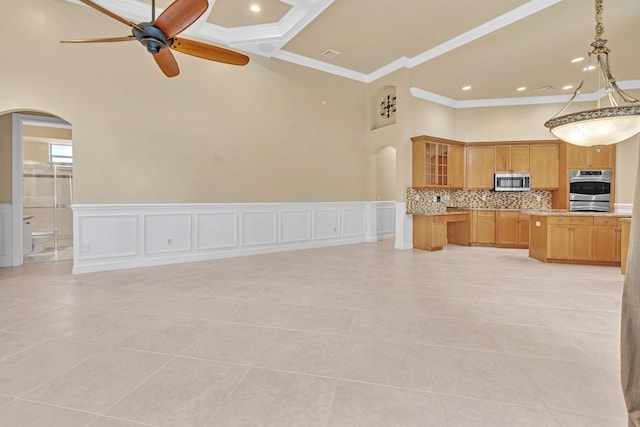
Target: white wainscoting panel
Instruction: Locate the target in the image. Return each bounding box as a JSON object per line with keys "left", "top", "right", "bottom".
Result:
{"left": 144, "top": 213, "right": 191, "bottom": 255}
{"left": 280, "top": 210, "right": 311, "bottom": 244}
{"left": 242, "top": 211, "right": 277, "bottom": 246}
{"left": 196, "top": 212, "right": 238, "bottom": 250}
{"left": 0, "top": 204, "right": 11, "bottom": 267}
{"left": 77, "top": 215, "right": 138, "bottom": 260}
{"left": 72, "top": 202, "right": 395, "bottom": 274}
{"left": 313, "top": 209, "right": 340, "bottom": 240}
{"left": 342, "top": 207, "right": 366, "bottom": 237}
{"left": 376, "top": 205, "right": 395, "bottom": 236}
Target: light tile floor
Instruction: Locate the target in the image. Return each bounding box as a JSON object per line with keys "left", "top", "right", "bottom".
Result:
{"left": 0, "top": 241, "right": 628, "bottom": 426}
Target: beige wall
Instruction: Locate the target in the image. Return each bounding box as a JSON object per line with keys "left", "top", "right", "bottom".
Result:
{"left": 0, "top": 114, "right": 11, "bottom": 203}
{"left": 375, "top": 146, "right": 396, "bottom": 201}
{"left": 0, "top": 0, "right": 368, "bottom": 204}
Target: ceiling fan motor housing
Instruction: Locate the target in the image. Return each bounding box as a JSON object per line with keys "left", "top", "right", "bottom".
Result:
{"left": 132, "top": 23, "right": 171, "bottom": 54}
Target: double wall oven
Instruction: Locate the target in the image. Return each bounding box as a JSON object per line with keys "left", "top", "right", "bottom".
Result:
{"left": 569, "top": 170, "right": 611, "bottom": 212}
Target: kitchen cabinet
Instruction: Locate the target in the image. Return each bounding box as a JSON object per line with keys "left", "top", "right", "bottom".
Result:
{"left": 413, "top": 213, "right": 469, "bottom": 251}
{"left": 529, "top": 214, "right": 627, "bottom": 265}
{"left": 495, "top": 145, "right": 529, "bottom": 173}
{"left": 465, "top": 145, "right": 495, "bottom": 189}
{"left": 496, "top": 211, "right": 529, "bottom": 248}
{"left": 411, "top": 136, "right": 464, "bottom": 188}
{"left": 567, "top": 144, "right": 615, "bottom": 169}
{"left": 593, "top": 217, "right": 621, "bottom": 262}
{"left": 529, "top": 143, "right": 559, "bottom": 189}
{"left": 471, "top": 210, "right": 496, "bottom": 244}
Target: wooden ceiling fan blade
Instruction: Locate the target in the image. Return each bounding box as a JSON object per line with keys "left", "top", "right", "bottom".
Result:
{"left": 153, "top": 48, "right": 180, "bottom": 77}
{"left": 171, "top": 38, "right": 249, "bottom": 66}
{"left": 154, "top": 0, "right": 208, "bottom": 38}
{"left": 60, "top": 36, "right": 136, "bottom": 44}
{"left": 78, "top": 0, "right": 143, "bottom": 31}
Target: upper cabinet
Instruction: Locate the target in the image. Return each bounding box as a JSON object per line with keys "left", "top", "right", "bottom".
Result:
{"left": 411, "top": 136, "right": 464, "bottom": 188}
{"left": 494, "top": 144, "right": 529, "bottom": 173}
{"left": 529, "top": 143, "right": 559, "bottom": 189}
{"left": 465, "top": 145, "right": 495, "bottom": 189}
{"left": 567, "top": 144, "right": 615, "bottom": 169}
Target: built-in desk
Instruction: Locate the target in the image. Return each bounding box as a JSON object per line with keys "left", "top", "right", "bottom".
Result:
{"left": 413, "top": 211, "right": 469, "bottom": 251}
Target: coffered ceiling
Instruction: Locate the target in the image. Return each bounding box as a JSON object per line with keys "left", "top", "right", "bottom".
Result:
{"left": 63, "top": 0, "right": 640, "bottom": 107}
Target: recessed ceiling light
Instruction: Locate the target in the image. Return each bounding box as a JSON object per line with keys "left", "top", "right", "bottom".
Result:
{"left": 563, "top": 85, "right": 574, "bottom": 90}
{"left": 517, "top": 87, "right": 526, "bottom": 92}
{"left": 462, "top": 86, "right": 471, "bottom": 91}
{"left": 250, "top": 4, "right": 261, "bottom": 12}
{"left": 583, "top": 65, "right": 596, "bottom": 71}
{"left": 571, "top": 57, "right": 584, "bottom": 63}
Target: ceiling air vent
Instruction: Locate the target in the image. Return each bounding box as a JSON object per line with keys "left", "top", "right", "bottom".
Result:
{"left": 322, "top": 49, "right": 341, "bottom": 59}
{"left": 534, "top": 86, "right": 555, "bottom": 93}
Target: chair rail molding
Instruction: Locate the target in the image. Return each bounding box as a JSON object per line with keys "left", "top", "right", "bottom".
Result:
{"left": 72, "top": 201, "right": 396, "bottom": 274}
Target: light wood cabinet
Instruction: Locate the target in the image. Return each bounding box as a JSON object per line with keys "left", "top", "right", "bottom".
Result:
{"left": 496, "top": 211, "right": 519, "bottom": 246}
{"left": 529, "top": 143, "right": 559, "bottom": 189}
{"left": 412, "top": 136, "right": 464, "bottom": 188}
{"left": 567, "top": 144, "right": 615, "bottom": 169}
{"left": 465, "top": 146, "right": 495, "bottom": 189}
{"left": 593, "top": 217, "right": 621, "bottom": 262}
{"left": 518, "top": 213, "right": 530, "bottom": 247}
{"left": 496, "top": 211, "right": 530, "bottom": 248}
{"left": 471, "top": 210, "right": 496, "bottom": 244}
{"left": 495, "top": 145, "right": 529, "bottom": 173}
{"left": 530, "top": 214, "right": 625, "bottom": 265}
{"left": 413, "top": 213, "right": 469, "bottom": 251}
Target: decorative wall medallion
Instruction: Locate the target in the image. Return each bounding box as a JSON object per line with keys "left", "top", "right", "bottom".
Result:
{"left": 380, "top": 94, "right": 397, "bottom": 119}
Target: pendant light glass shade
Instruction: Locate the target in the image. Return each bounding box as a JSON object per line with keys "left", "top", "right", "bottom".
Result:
{"left": 544, "top": 0, "right": 640, "bottom": 147}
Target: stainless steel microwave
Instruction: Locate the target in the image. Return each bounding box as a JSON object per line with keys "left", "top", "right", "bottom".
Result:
{"left": 494, "top": 173, "right": 531, "bottom": 192}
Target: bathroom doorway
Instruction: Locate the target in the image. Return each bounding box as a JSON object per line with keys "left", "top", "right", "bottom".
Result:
{"left": 9, "top": 113, "right": 73, "bottom": 266}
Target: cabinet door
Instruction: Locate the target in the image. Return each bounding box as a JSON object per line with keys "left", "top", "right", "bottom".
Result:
{"left": 433, "top": 221, "right": 447, "bottom": 248}
{"left": 567, "top": 144, "right": 589, "bottom": 169}
{"left": 593, "top": 225, "right": 617, "bottom": 262}
{"left": 412, "top": 141, "right": 427, "bottom": 187}
{"left": 589, "top": 145, "right": 614, "bottom": 169}
{"left": 529, "top": 144, "right": 559, "bottom": 189}
{"left": 448, "top": 145, "right": 464, "bottom": 188}
{"left": 548, "top": 224, "right": 571, "bottom": 259}
{"left": 571, "top": 224, "right": 593, "bottom": 261}
{"left": 496, "top": 211, "right": 518, "bottom": 245}
{"left": 511, "top": 145, "right": 530, "bottom": 172}
{"left": 466, "top": 146, "right": 495, "bottom": 189}
{"left": 494, "top": 146, "right": 511, "bottom": 173}
{"left": 476, "top": 211, "right": 496, "bottom": 244}
{"left": 518, "top": 213, "right": 530, "bottom": 246}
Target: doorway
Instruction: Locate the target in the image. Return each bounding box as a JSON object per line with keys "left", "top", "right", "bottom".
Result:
{"left": 9, "top": 113, "right": 72, "bottom": 266}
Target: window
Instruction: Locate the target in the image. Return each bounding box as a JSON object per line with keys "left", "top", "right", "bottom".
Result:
{"left": 50, "top": 144, "right": 72, "bottom": 164}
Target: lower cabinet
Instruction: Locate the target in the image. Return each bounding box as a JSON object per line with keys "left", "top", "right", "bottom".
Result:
{"left": 530, "top": 215, "right": 624, "bottom": 265}
{"left": 471, "top": 210, "right": 496, "bottom": 244}
{"left": 413, "top": 213, "right": 469, "bottom": 251}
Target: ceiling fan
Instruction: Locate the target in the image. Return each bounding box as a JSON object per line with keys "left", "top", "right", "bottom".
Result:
{"left": 61, "top": 0, "right": 250, "bottom": 77}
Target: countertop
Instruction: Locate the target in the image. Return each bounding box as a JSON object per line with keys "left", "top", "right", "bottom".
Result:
{"left": 523, "top": 209, "right": 631, "bottom": 218}
{"left": 412, "top": 210, "right": 469, "bottom": 216}
{"left": 620, "top": 218, "right": 632, "bottom": 223}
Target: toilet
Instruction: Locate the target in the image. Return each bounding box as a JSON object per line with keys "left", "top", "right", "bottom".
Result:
{"left": 31, "top": 231, "right": 54, "bottom": 253}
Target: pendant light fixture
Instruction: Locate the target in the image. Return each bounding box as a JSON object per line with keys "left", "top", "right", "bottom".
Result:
{"left": 544, "top": 0, "right": 640, "bottom": 147}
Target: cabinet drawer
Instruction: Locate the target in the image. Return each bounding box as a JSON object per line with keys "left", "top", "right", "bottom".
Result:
{"left": 594, "top": 217, "right": 618, "bottom": 226}
{"left": 571, "top": 217, "right": 594, "bottom": 225}
{"left": 497, "top": 211, "right": 518, "bottom": 219}
{"left": 433, "top": 215, "right": 448, "bottom": 222}
{"left": 548, "top": 216, "right": 570, "bottom": 225}
{"left": 477, "top": 211, "right": 496, "bottom": 217}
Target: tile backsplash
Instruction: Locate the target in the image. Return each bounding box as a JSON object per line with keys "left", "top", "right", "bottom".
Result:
{"left": 406, "top": 188, "right": 552, "bottom": 214}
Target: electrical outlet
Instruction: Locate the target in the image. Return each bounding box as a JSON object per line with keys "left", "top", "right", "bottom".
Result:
{"left": 415, "top": 195, "right": 420, "bottom": 201}
{"left": 432, "top": 196, "right": 437, "bottom": 202}
{"left": 168, "top": 238, "right": 173, "bottom": 245}
{"left": 436, "top": 195, "right": 442, "bottom": 202}
{"left": 536, "top": 195, "right": 542, "bottom": 202}
{"left": 481, "top": 194, "right": 487, "bottom": 201}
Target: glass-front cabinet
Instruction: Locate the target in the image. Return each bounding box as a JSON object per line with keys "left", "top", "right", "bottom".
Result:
{"left": 411, "top": 135, "right": 463, "bottom": 188}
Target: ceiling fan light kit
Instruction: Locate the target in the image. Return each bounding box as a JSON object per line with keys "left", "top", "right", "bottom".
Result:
{"left": 61, "top": 0, "right": 249, "bottom": 78}
{"left": 544, "top": 0, "right": 640, "bottom": 147}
